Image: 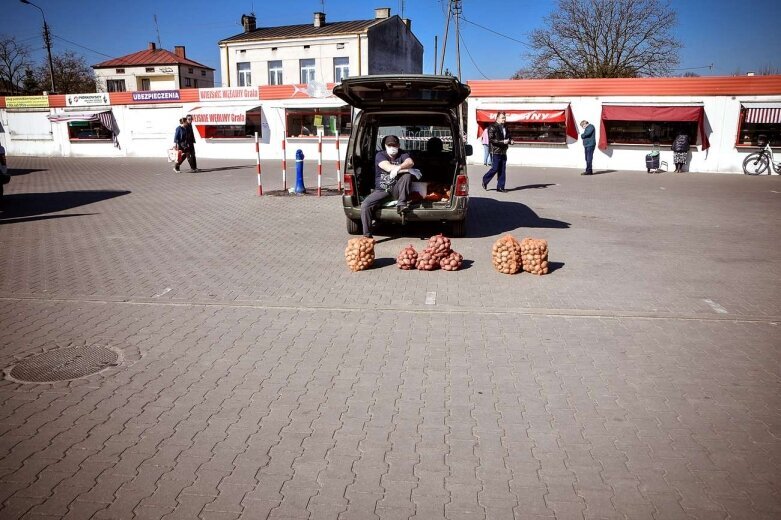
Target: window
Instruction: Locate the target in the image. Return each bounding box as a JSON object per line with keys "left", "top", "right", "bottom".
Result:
{"left": 504, "top": 122, "right": 567, "bottom": 143}
{"left": 188, "top": 67, "right": 194, "bottom": 74}
{"left": 300, "top": 59, "right": 316, "bottom": 84}
{"left": 285, "top": 106, "right": 351, "bottom": 138}
{"left": 193, "top": 79, "right": 198, "bottom": 88}
{"left": 140, "top": 78, "right": 150, "bottom": 90}
{"left": 115, "top": 68, "right": 125, "bottom": 73}
{"left": 336, "top": 43, "right": 345, "bottom": 49}
{"left": 604, "top": 120, "right": 698, "bottom": 146}
{"left": 145, "top": 67, "right": 155, "bottom": 73}
{"left": 106, "top": 79, "right": 126, "bottom": 92}
{"left": 194, "top": 107, "right": 263, "bottom": 139}
{"left": 334, "top": 57, "right": 349, "bottom": 83}
{"left": 237, "top": 62, "right": 251, "bottom": 86}
{"left": 201, "top": 70, "right": 206, "bottom": 76}
{"left": 599, "top": 105, "right": 709, "bottom": 149}
{"left": 737, "top": 106, "right": 781, "bottom": 147}
{"left": 184, "top": 77, "right": 192, "bottom": 87}
{"left": 476, "top": 108, "right": 577, "bottom": 144}
{"left": 67, "top": 120, "right": 111, "bottom": 140}
{"left": 268, "top": 60, "right": 283, "bottom": 85}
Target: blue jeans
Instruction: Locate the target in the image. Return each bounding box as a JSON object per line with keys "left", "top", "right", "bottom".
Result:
{"left": 482, "top": 153, "right": 507, "bottom": 190}
{"left": 483, "top": 144, "right": 491, "bottom": 165}
{"left": 584, "top": 146, "right": 595, "bottom": 174}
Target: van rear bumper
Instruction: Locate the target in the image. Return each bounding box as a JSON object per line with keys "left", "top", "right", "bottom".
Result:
{"left": 343, "top": 196, "right": 468, "bottom": 222}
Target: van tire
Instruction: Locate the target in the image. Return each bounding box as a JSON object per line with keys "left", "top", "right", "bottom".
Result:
{"left": 450, "top": 219, "right": 466, "bottom": 237}
{"left": 346, "top": 217, "right": 361, "bottom": 235}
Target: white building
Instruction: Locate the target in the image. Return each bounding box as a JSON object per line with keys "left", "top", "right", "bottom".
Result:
{"left": 217, "top": 7, "right": 422, "bottom": 88}
{"left": 93, "top": 43, "right": 215, "bottom": 93}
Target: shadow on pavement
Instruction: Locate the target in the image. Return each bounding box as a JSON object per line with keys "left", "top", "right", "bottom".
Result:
{"left": 196, "top": 165, "right": 252, "bottom": 173}
{"left": 0, "top": 190, "right": 130, "bottom": 223}
{"left": 504, "top": 183, "right": 557, "bottom": 191}
{"left": 8, "top": 168, "right": 47, "bottom": 177}
{"left": 466, "top": 197, "right": 570, "bottom": 238}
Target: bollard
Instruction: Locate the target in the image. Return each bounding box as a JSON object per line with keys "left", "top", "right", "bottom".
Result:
{"left": 294, "top": 149, "right": 306, "bottom": 194}
{"left": 335, "top": 137, "right": 342, "bottom": 191}
{"left": 317, "top": 133, "right": 322, "bottom": 197}
{"left": 281, "top": 138, "right": 287, "bottom": 192}
{"left": 255, "top": 132, "right": 262, "bottom": 196}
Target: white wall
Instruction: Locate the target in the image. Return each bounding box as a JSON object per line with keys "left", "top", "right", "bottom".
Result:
{"left": 467, "top": 94, "right": 781, "bottom": 174}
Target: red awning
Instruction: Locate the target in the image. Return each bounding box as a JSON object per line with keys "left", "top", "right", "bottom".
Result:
{"left": 477, "top": 105, "right": 578, "bottom": 139}
{"left": 598, "top": 105, "right": 709, "bottom": 150}
{"left": 744, "top": 107, "right": 781, "bottom": 124}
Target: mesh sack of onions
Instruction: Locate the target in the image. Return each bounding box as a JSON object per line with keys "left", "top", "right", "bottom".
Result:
{"left": 345, "top": 237, "right": 375, "bottom": 272}
{"left": 520, "top": 237, "right": 549, "bottom": 275}
{"left": 439, "top": 250, "right": 463, "bottom": 271}
{"left": 416, "top": 248, "right": 440, "bottom": 271}
{"left": 396, "top": 244, "right": 419, "bottom": 270}
{"left": 491, "top": 234, "right": 522, "bottom": 274}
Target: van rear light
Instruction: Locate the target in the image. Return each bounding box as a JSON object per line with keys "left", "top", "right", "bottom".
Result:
{"left": 344, "top": 174, "right": 355, "bottom": 196}
{"left": 455, "top": 174, "right": 468, "bottom": 196}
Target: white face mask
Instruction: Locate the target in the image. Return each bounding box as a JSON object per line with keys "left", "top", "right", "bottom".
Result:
{"left": 385, "top": 146, "right": 399, "bottom": 156}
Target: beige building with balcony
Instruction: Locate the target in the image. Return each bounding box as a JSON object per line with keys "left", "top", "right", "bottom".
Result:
{"left": 218, "top": 7, "right": 422, "bottom": 88}
{"left": 93, "top": 43, "right": 215, "bottom": 92}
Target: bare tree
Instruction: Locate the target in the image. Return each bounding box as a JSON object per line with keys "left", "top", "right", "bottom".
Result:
{"left": 31, "top": 50, "right": 97, "bottom": 94}
{"left": 515, "top": 0, "right": 681, "bottom": 79}
{"left": 0, "top": 36, "right": 33, "bottom": 94}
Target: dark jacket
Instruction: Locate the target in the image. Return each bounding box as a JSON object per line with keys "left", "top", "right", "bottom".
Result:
{"left": 671, "top": 134, "right": 690, "bottom": 153}
{"left": 581, "top": 124, "right": 596, "bottom": 148}
{"left": 174, "top": 124, "right": 196, "bottom": 150}
{"left": 488, "top": 122, "right": 510, "bottom": 155}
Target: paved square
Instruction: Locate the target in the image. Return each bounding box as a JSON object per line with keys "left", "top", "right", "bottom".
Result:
{"left": 1, "top": 157, "right": 779, "bottom": 519}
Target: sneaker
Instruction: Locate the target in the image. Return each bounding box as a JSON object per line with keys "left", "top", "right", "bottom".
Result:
{"left": 497, "top": 188, "right": 507, "bottom": 193}
{"left": 173, "top": 166, "right": 180, "bottom": 173}
{"left": 189, "top": 168, "right": 199, "bottom": 173}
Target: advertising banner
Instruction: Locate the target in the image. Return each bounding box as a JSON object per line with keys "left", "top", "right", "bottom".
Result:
{"left": 66, "top": 93, "right": 111, "bottom": 107}
{"left": 198, "top": 87, "right": 259, "bottom": 102}
{"left": 131, "top": 90, "right": 181, "bottom": 103}
{"left": 6, "top": 96, "right": 50, "bottom": 108}
{"left": 189, "top": 106, "right": 250, "bottom": 125}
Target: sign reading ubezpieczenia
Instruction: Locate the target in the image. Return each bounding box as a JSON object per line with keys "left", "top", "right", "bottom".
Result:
{"left": 131, "top": 90, "right": 181, "bottom": 103}
{"left": 197, "top": 87, "right": 259, "bottom": 102}
{"left": 66, "top": 93, "right": 110, "bottom": 106}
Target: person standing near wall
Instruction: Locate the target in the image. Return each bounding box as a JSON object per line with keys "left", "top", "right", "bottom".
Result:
{"left": 580, "top": 120, "right": 596, "bottom": 175}
{"left": 671, "top": 129, "right": 691, "bottom": 172}
{"left": 481, "top": 126, "right": 491, "bottom": 166}
{"left": 174, "top": 115, "right": 199, "bottom": 173}
{"left": 482, "top": 112, "right": 511, "bottom": 192}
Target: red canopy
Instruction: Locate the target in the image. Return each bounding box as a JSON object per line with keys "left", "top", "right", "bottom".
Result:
{"left": 477, "top": 106, "right": 578, "bottom": 139}
{"left": 598, "top": 105, "right": 709, "bottom": 150}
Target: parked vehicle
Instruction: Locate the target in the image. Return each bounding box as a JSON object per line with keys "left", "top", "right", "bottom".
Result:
{"left": 333, "top": 75, "right": 472, "bottom": 237}
{"left": 743, "top": 134, "right": 781, "bottom": 175}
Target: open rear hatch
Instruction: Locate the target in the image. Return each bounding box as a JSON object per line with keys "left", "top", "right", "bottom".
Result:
{"left": 333, "top": 75, "right": 470, "bottom": 110}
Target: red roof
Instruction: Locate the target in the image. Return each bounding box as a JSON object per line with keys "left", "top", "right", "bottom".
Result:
{"left": 93, "top": 48, "right": 213, "bottom": 70}
{"left": 467, "top": 76, "right": 781, "bottom": 97}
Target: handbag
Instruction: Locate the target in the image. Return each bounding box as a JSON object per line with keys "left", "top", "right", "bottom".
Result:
{"left": 167, "top": 147, "right": 178, "bottom": 163}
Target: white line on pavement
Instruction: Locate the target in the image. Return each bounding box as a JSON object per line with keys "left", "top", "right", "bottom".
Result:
{"left": 703, "top": 298, "right": 728, "bottom": 314}
{"left": 152, "top": 288, "right": 172, "bottom": 298}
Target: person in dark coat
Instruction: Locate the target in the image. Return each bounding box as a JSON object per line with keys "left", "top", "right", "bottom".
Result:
{"left": 481, "top": 112, "right": 512, "bottom": 192}
{"left": 580, "top": 120, "right": 596, "bottom": 175}
{"left": 671, "top": 130, "right": 691, "bottom": 172}
{"left": 174, "top": 115, "right": 198, "bottom": 172}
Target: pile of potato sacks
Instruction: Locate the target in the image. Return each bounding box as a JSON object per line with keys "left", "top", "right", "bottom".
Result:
{"left": 491, "top": 234, "right": 549, "bottom": 275}
{"left": 398, "top": 233, "right": 463, "bottom": 272}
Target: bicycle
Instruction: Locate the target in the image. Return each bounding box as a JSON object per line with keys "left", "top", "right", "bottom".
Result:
{"left": 742, "top": 135, "right": 781, "bottom": 175}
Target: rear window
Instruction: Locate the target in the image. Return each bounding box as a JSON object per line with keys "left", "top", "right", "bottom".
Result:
{"left": 361, "top": 113, "right": 455, "bottom": 155}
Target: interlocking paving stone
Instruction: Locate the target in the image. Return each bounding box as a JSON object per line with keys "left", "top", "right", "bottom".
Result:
{"left": 0, "top": 157, "right": 779, "bottom": 519}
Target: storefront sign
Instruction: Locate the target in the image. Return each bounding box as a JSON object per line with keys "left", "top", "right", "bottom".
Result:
{"left": 189, "top": 108, "right": 248, "bottom": 125}
{"left": 198, "top": 87, "right": 259, "bottom": 102}
{"left": 66, "top": 93, "right": 110, "bottom": 107}
{"left": 131, "top": 90, "right": 181, "bottom": 103}
{"left": 5, "top": 96, "right": 50, "bottom": 108}
{"left": 477, "top": 109, "right": 566, "bottom": 123}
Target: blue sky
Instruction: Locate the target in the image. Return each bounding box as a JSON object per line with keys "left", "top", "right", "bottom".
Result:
{"left": 4, "top": 0, "right": 781, "bottom": 83}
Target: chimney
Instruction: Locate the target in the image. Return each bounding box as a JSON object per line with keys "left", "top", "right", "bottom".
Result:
{"left": 374, "top": 7, "right": 391, "bottom": 19}
{"left": 314, "top": 12, "right": 325, "bottom": 28}
{"left": 174, "top": 46, "right": 186, "bottom": 58}
{"left": 402, "top": 18, "right": 411, "bottom": 30}
{"left": 241, "top": 13, "right": 257, "bottom": 33}
{"left": 148, "top": 42, "right": 156, "bottom": 51}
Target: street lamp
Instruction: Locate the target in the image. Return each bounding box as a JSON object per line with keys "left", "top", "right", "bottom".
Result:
{"left": 20, "top": 0, "right": 56, "bottom": 94}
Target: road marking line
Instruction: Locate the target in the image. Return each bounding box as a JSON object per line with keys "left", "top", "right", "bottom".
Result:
{"left": 425, "top": 291, "right": 436, "bottom": 305}
{"left": 703, "top": 298, "right": 728, "bottom": 314}
{"left": 152, "top": 288, "right": 172, "bottom": 298}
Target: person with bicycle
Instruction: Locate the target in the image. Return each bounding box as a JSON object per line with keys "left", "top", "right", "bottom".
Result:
{"left": 672, "top": 129, "right": 690, "bottom": 172}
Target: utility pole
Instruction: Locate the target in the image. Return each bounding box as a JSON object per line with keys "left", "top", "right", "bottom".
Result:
{"left": 439, "top": 0, "right": 463, "bottom": 80}
{"left": 20, "top": 0, "right": 56, "bottom": 94}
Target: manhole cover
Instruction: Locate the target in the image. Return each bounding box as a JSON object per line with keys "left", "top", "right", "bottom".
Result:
{"left": 8, "top": 345, "right": 120, "bottom": 383}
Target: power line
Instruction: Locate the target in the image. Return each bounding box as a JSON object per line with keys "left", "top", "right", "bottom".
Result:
{"left": 460, "top": 16, "right": 532, "bottom": 48}
{"left": 458, "top": 30, "right": 490, "bottom": 79}
{"left": 52, "top": 35, "right": 114, "bottom": 58}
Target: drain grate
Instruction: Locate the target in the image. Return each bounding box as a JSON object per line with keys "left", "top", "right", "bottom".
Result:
{"left": 8, "top": 345, "right": 119, "bottom": 383}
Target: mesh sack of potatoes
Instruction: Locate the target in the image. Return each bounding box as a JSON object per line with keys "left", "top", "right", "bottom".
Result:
{"left": 491, "top": 234, "right": 523, "bottom": 274}
{"left": 345, "top": 237, "right": 375, "bottom": 272}
{"left": 416, "top": 248, "right": 440, "bottom": 271}
{"left": 520, "top": 237, "right": 549, "bottom": 275}
{"left": 427, "top": 233, "right": 452, "bottom": 261}
{"left": 396, "top": 244, "right": 419, "bottom": 270}
{"left": 439, "top": 250, "right": 463, "bottom": 271}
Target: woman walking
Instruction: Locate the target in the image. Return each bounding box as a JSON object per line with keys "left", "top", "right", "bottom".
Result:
{"left": 672, "top": 130, "right": 691, "bottom": 172}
